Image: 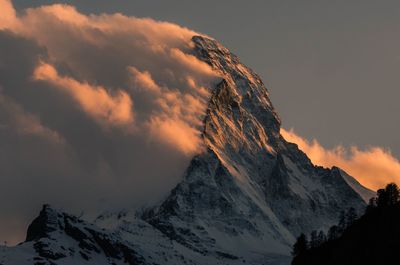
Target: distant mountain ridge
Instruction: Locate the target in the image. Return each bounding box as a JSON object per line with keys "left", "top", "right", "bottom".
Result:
{"left": 1, "top": 36, "right": 374, "bottom": 265}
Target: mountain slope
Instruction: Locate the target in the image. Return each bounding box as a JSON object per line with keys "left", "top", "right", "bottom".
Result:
{"left": 142, "top": 35, "right": 372, "bottom": 261}
{"left": 1, "top": 36, "right": 372, "bottom": 265}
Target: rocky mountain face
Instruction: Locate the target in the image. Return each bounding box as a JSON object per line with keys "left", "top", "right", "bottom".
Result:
{"left": 0, "top": 36, "right": 373, "bottom": 265}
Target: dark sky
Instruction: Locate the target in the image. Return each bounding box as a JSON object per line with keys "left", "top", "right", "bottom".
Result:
{"left": 13, "top": 0, "right": 400, "bottom": 157}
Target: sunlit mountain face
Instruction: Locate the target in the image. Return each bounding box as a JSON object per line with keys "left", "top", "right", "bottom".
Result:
{"left": 0, "top": 1, "right": 399, "bottom": 264}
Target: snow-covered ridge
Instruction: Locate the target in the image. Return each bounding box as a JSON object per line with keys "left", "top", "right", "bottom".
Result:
{"left": 338, "top": 167, "right": 375, "bottom": 202}
{"left": 2, "top": 35, "right": 372, "bottom": 265}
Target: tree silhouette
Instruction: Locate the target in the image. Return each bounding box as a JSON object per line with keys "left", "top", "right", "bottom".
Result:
{"left": 292, "top": 182, "right": 400, "bottom": 265}
{"left": 317, "top": 230, "right": 326, "bottom": 245}
{"left": 377, "top": 183, "right": 400, "bottom": 208}
{"left": 310, "top": 230, "right": 319, "bottom": 248}
{"left": 385, "top": 183, "right": 399, "bottom": 205}
{"left": 377, "top": 188, "right": 388, "bottom": 207}
{"left": 292, "top": 233, "right": 308, "bottom": 257}
{"left": 327, "top": 225, "right": 340, "bottom": 241}
{"left": 346, "top": 207, "right": 357, "bottom": 226}
{"left": 338, "top": 210, "right": 346, "bottom": 232}
{"left": 366, "top": 197, "right": 377, "bottom": 213}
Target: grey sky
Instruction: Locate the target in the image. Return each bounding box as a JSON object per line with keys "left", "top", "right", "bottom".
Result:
{"left": 12, "top": 0, "right": 400, "bottom": 158}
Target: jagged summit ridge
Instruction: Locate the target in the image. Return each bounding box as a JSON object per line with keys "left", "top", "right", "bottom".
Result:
{"left": 193, "top": 36, "right": 280, "bottom": 140}
{"left": 1, "top": 36, "right": 373, "bottom": 265}
{"left": 25, "top": 204, "right": 60, "bottom": 242}
{"left": 144, "top": 36, "right": 371, "bottom": 259}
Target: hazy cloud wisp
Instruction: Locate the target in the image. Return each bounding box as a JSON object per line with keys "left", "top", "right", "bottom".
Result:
{"left": 0, "top": 0, "right": 218, "bottom": 244}
{"left": 281, "top": 128, "right": 400, "bottom": 191}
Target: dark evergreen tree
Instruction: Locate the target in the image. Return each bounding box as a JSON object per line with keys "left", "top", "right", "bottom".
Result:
{"left": 385, "top": 183, "right": 399, "bottom": 206}
{"left": 310, "top": 230, "right": 319, "bottom": 248}
{"left": 292, "top": 233, "right": 308, "bottom": 257}
{"left": 346, "top": 207, "right": 357, "bottom": 226}
{"left": 377, "top": 188, "right": 388, "bottom": 208}
{"left": 327, "top": 225, "right": 339, "bottom": 241}
{"left": 317, "top": 230, "right": 326, "bottom": 245}
{"left": 338, "top": 210, "right": 346, "bottom": 232}
{"left": 366, "top": 197, "right": 377, "bottom": 213}
{"left": 377, "top": 183, "right": 400, "bottom": 207}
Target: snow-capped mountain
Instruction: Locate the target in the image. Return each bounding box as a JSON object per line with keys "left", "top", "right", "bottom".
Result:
{"left": 1, "top": 36, "right": 373, "bottom": 265}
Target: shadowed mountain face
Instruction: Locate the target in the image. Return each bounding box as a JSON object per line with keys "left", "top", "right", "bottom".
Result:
{"left": 1, "top": 36, "right": 373, "bottom": 265}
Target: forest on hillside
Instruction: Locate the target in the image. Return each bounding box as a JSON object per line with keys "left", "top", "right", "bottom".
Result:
{"left": 292, "top": 183, "right": 400, "bottom": 265}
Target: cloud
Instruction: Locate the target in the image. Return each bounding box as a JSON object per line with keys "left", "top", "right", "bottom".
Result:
{"left": 0, "top": 0, "right": 17, "bottom": 30}
{"left": 5, "top": 0, "right": 217, "bottom": 152}
{"left": 33, "top": 62, "right": 135, "bottom": 128}
{"left": 0, "top": 92, "right": 63, "bottom": 142}
{"left": 169, "top": 48, "right": 216, "bottom": 76}
{"left": 0, "top": 91, "right": 81, "bottom": 246}
{"left": 0, "top": 1, "right": 219, "bottom": 245}
{"left": 147, "top": 117, "right": 203, "bottom": 156}
{"left": 127, "top": 65, "right": 209, "bottom": 154}
{"left": 281, "top": 128, "right": 400, "bottom": 191}
{"left": 128, "top": 67, "right": 162, "bottom": 94}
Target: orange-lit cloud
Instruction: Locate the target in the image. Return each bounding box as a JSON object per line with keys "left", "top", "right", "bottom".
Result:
{"left": 281, "top": 128, "right": 400, "bottom": 191}
{"left": 0, "top": 1, "right": 221, "bottom": 245}
{"left": 0, "top": 0, "right": 17, "bottom": 30}
{"left": 148, "top": 117, "right": 203, "bottom": 155}
{"left": 128, "top": 66, "right": 209, "bottom": 153}
{"left": 169, "top": 48, "right": 216, "bottom": 76}
{"left": 0, "top": 0, "right": 218, "bottom": 155}
{"left": 33, "top": 62, "right": 134, "bottom": 128}
{"left": 146, "top": 89, "right": 207, "bottom": 154}
{"left": 128, "top": 67, "right": 162, "bottom": 94}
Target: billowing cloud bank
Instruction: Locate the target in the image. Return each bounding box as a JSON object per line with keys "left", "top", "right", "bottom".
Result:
{"left": 0, "top": 0, "right": 219, "bottom": 244}
{"left": 281, "top": 128, "right": 400, "bottom": 192}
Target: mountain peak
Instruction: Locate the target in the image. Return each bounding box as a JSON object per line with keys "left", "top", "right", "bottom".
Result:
{"left": 141, "top": 35, "right": 371, "bottom": 263}
{"left": 25, "top": 204, "right": 62, "bottom": 242}
{"left": 3, "top": 35, "right": 372, "bottom": 265}
{"left": 192, "top": 35, "right": 281, "bottom": 153}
